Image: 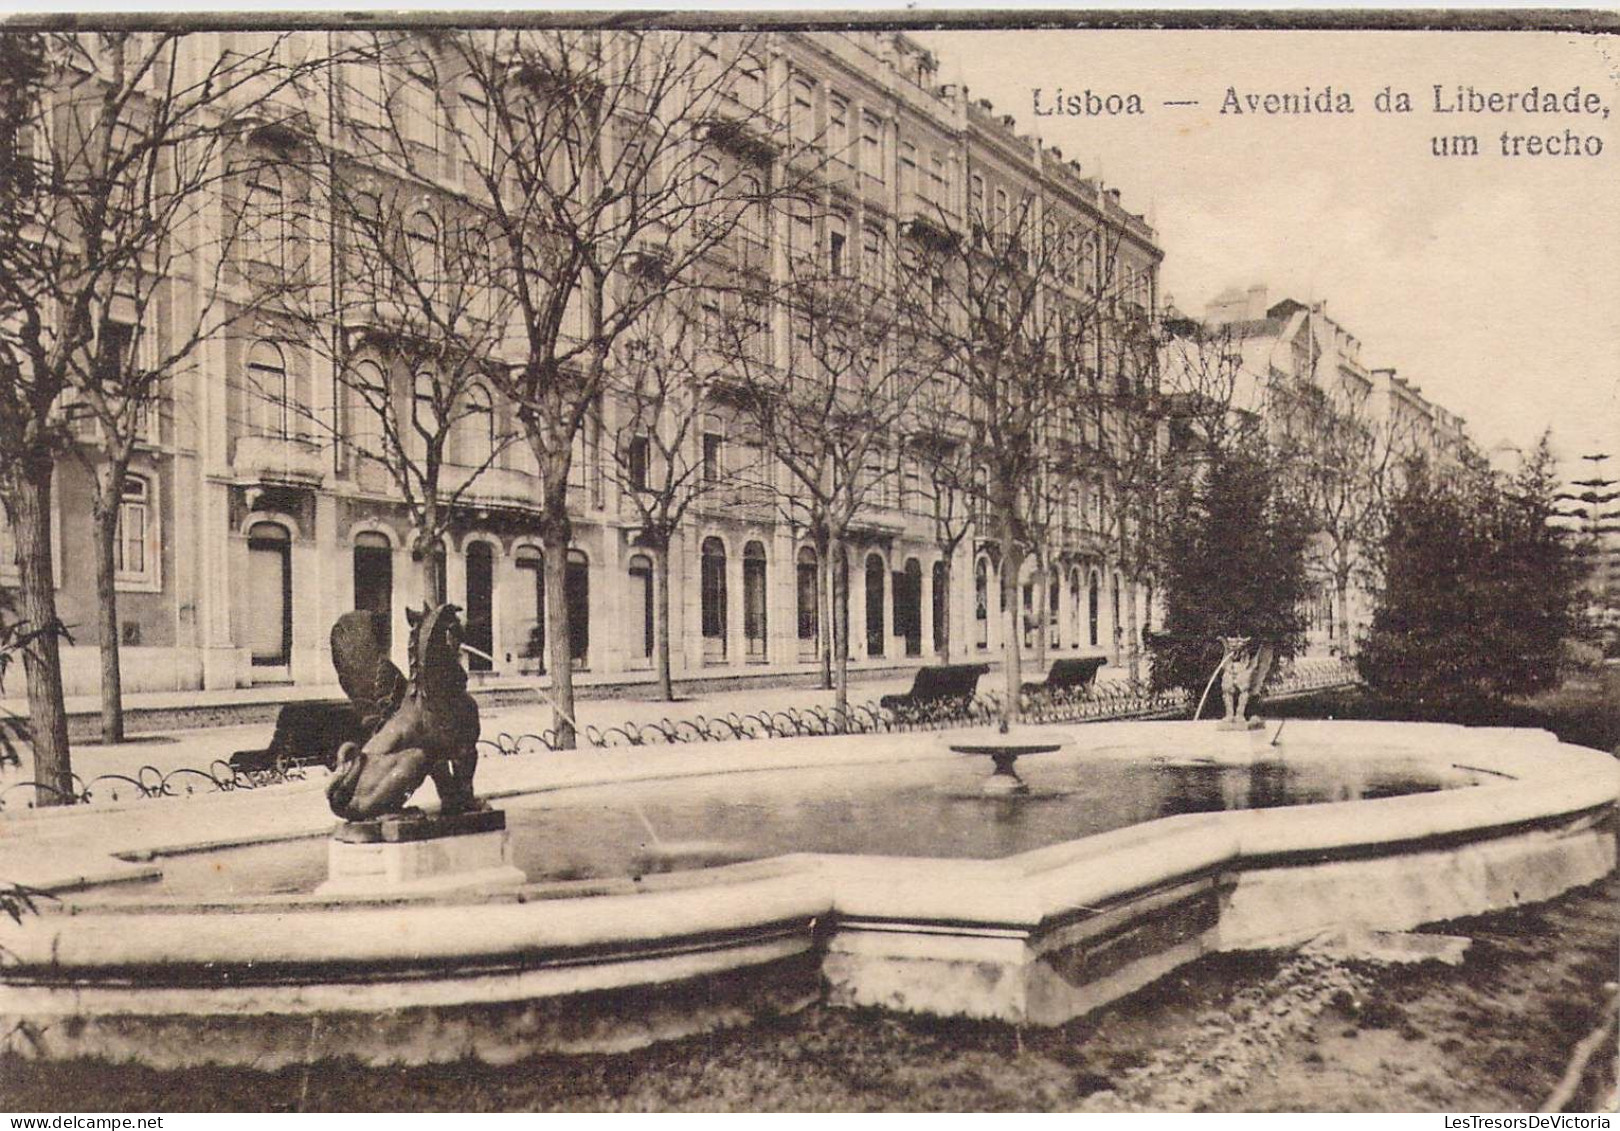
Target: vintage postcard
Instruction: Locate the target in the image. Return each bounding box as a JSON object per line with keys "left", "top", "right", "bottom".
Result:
{"left": 0, "top": 10, "right": 1615, "bottom": 1116}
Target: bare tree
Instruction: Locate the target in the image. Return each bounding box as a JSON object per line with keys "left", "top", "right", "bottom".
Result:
{"left": 278, "top": 70, "right": 523, "bottom": 608}
{"left": 344, "top": 29, "right": 813, "bottom": 748}
{"left": 1157, "top": 316, "right": 1261, "bottom": 464}
{"left": 601, "top": 293, "right": 734, "bottom": 701}
{"left": 0, "top": 32, "right": 316, "bottom": 785}
{"left": 719, "top": 251, "right": 937, "bottom": 720}
{"left": 913, "top": 186, "right": 1123, "bottom": 729}
{"left": 1081, "top": 304, "right": 1167, "bottom": 683}
{"left": 1277, "top": 385, "right": 1408, "bottom": 652}
{"left": 906, "top": 378, "right": 976, "bottom": 660}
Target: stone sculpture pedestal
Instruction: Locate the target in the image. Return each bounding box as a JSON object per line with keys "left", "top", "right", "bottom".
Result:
{"left": 316, "top": 808, "right": 526, "bottom": 896}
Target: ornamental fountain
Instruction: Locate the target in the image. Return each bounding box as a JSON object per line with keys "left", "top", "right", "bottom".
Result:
{"left": 1, "top": 624, "right": 1614, "bottom": 1068}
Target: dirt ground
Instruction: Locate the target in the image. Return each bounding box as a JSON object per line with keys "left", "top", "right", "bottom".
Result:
{"left": 4, "top": 859, "right": 1615, "bottom": 1113}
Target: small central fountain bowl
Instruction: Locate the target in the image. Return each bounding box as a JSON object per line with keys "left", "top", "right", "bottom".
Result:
{"left": 948, "top": 726, "right": 1073, "bottom": 795}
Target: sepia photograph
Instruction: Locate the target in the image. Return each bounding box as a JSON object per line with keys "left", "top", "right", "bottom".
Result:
{"left": 0, "top": 9, "right": 1615, "bottom": 1114}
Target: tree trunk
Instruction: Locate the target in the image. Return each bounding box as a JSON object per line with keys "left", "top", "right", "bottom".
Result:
{"left": 92, "top": 460, "right": 126, "bottom": 744}
{"left": 1335, "top": 575, "right": 1352, "bottom": 656}
{"left": 1124, "top": 573, "right": 1142, "bottom": 686}
{"left": 541, "top": 517, "right": 577, "bottom": 750}
{"left": 9, "top": 462, "right": 72, "bottom": 805}
{"left": 936, "top": 551, "right": 953, "bottom": 660}
{"left": 1032, "top": 553, "right": 1048, "bottom": 676}
{"left": 828, "top": 527, "right": 849, "bottom": 725}
{"left": 816, "top": 527, "right": 832, "bottom": 690}
{"left": 652, "top": 539, "right": 674, "bottom": 702}
{"left": 997, "top": 504, "right": 1022, "bottom": 732}
{"left": 416, "top": 522, "right": 444, "bottom": 609}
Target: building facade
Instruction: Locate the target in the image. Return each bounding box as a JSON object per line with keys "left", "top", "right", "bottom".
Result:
{"left": 16, "top": 29, "right": 1163, "bottom": 698}
{"left": 1199, "top": 285, "right": 1477, "bottom": 650}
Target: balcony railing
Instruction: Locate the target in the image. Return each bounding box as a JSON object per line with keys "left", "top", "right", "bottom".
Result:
{"left": 900, "top": 194, "right": 961, "bottom": 251}
{"left": 697, "top": 115, "right": 781, "bottom": 165}
{"left": 443, "top": 465, "right": 542, "bottom": 511}
{"left": 233, "top": 434, "right": 326, "bottom": 488}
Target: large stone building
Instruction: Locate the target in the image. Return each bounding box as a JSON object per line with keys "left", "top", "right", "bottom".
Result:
{"left": 1198, "top": 285, "right": 1476, "bottom": 649}
{"left": 15, "top": 29, "right": 1163, "bottom": 698}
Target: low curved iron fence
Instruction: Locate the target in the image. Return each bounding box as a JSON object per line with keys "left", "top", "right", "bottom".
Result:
{"left": 0, "top": 759, "right": 310, "bottom": 812}
{"left": 0, "top": 657, "right": 1359, "bottom": 811}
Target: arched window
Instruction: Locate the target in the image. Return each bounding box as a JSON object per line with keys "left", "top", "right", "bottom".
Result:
{"left": 246, "top": 340, "right": 289, "bottom": 439}
{"left": 346, "top": 359, "right": 389, "bottom": 456}
{"left": 627, "top": 554, "right": 654, "bottom": 664}
{"left": 246, "top": 521, "right": 292, "bottom": 667}
{"left": 796, "top": 545, "right": 819, "bottom": 659}
{"left": 899, "top": 558, "right": 923, "bottom": 657}
{"left": 743, "top": 541, "right": 767, "bottom": 662}
{"left": 738, "top": 174, "right": 764, "bottom": 251}
{"left": 865, "top": 553, "right": 886, "bottom": 657}
{"left": 353, "top": 530, "right": 393, "bottom": 650}
{"left": 932, "top": 560, "right": 948, "bottom": 656}
{"left": 1049, "top": 570, "right": 1062, "bottom": 649}
{"left": 701, "top": 537, "right": 727, "bottom": 661}
{"left": 515, "top": 545, "right": 544, "bottom": 672}
{"left": 464, "top": 540, "right": 494, "bottom": 672}
{"left": 406, "top": 209, "right": 438, "bottom": 289}
{"left": 411, "top": 371, "right": 438, "bottom": 460}
{"left": 974, "top": 556, "right": 990, "bottom": 650}
{"left": 1069, "top": 567, "right": 1083, "bottom": 650}
{"left": 565, "top": 548, "right": 590, "bottom": 668}
{"left": 459, "top": 384, "right": 495, "bottom": 468}
{"left": 1088, "top": 569, "right": 1101, "bottom": 647}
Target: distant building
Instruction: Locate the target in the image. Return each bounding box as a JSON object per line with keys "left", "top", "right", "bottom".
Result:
{"left": 1197, "top": 286, "right": 1477, "bottom": 650}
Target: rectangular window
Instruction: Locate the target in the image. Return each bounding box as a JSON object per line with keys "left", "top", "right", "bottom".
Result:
{"left": 791, "top": 77, "right": 815, "bottom": 141}
{"left": 899, "top": 142, "right": 918, "bottom": 204}
{"left": 627, "top": 435, "right": 649, "bottom": 491}
{"left": 393, "top": 70, "right": 439, "bottom": 152}
{"left": 862, "top": 225, "right": 881, "bottom": 278}
{"left": 828, "top": 95, "right": 849, "bottom": 161}
{"left": 114, "top": 474, "right": 160, "bottom": 591}
{"left": 928, "top": 152, "right": 948, "bottom": 206}
{"left": 733, "top": 53, "right": 764, "bottom": 110}
{"left": 703, "top": 432, "right": 724, "bottom": 482}
{"left": 861, "top": 113, "right": 884, "bottom": 182}
{"left": 97, "top": 319, "right": 135, "bottom": 386}
{"left": 827, "top": 227, "right": 846, "bottom": 277}
{"left": 790, "top": 201, "right": 814, "bottom": 264}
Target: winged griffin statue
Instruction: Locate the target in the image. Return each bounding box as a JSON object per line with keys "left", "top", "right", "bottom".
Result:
{"left": 1219, "top": 635, "right": 1276, "bottom": 729}
{"left": 324, "top": 604, "right": 482, "bottom": 822}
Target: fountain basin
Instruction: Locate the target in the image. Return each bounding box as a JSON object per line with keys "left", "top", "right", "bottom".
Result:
{"left": 1, "top": 721, "right": 1614, "bottom": 1066}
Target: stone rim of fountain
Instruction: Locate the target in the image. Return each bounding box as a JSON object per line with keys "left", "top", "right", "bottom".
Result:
{"left": 3, "top": 721, "right": 1615, "bottom": 1067}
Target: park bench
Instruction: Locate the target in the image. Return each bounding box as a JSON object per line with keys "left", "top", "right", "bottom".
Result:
{"left": 880, "top": 663, "right": 991, "bottom": 718}
{"left": 1021, "top": 656, "right": 1107, "bottom": 699}
{"left": 228, "top": 699, "right": 369, "bottom": 773}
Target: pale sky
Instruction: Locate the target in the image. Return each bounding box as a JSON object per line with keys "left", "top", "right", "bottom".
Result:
{"left": 915, "top": 29, "right": 1620, "bottom": 466}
